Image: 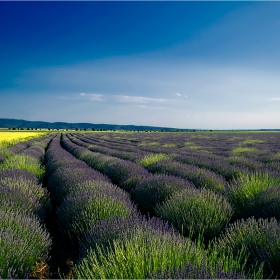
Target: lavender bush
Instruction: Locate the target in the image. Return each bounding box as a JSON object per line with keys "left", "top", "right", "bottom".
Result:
{"left": 0, "top": 209, "right": 51, "bottom": 279}
{"left": 48, "top": 165, "right": 109, "bottom": 204}
{"left": 148, "top": 262, "right": 248, "bottom": 279}
{"left": 0, "top": 169, "right": 50, "bottom": 210}
{"left": 21, "top": 145, "right": 45, "bottom": 163}
{"left": 57, "top": 184, "right": 136, "bottom": 240}
{"left": 119, "top": 168, "right": 152, "bottom": 192}
{"left": 104, "top": 159, "right": 149, "bottom": 185}
{"left": 79, "top": 215, "right": 175, "bottom": 258}
{"left": 244, "top": 185, "right": 280, "bottom": 220}
{"left": 0, "top": 154, "right": 45, "bottom": 180}
{"left": 156, "top": 188, "right": 233, "bottom": 241}
{"left": 226, "top": 172, "right": 280, "bottom": 219}
{"left": 215, "top": 217, "right": 280, "bottom": 278}
{"left": 132, "top": 174, "right": 195, "bottom": 215}
{"left": 146, "top": 159, "right": 226, "bottom": 192}
{"left": 74, "top": 220, "right": 207, "bottom": 279}
{"left": 0, "top": 152, "right": 5, "bottom": 163}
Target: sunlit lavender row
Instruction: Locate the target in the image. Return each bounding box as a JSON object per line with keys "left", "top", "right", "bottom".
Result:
{"left": 62, "top": 131, "right": 280, "bottom": 278}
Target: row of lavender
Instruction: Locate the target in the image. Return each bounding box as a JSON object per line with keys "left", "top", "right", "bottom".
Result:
{"left": 67, "top": 134, "right": 228, "bottom": 191}
{"left": 71, "top": 132, "right": 280, "bottom": 175}
{"left": 0, "top": 134, "right": 55, "bottom": 278}
{"left": 73, "top": 133, "right": 280, "bottom": 220}
{"left": 67, "top": 133, "right": 249, "bottom": 181}
{"left": 62, "top": 135, "right": 230, "bottom": 240}
{"left": 76, "top": 133, "right": 280, "bottom": 220}
{"left": 44, "top": 134, "right": 247, "bottom": 279}
{"left": 66, "top": 133, "right": 280, "bottom": 221}
{"left": 61, "top": 134, "right": 280, "bottom": 278}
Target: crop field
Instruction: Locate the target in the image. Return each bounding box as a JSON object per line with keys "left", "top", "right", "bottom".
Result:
{"left": 0, "top": 131, "right": 48, "bottom": 147}
{"left": 1, "top": 131, "right": 280, "bottom": 279}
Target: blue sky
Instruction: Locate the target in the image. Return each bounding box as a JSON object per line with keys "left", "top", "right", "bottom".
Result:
{"left": 1, "top": 1, "right": 280, "bottom": 129}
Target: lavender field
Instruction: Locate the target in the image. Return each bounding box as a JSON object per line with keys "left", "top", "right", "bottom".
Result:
{"left": 1, "top": 131, "right": 280, "bottom": 279}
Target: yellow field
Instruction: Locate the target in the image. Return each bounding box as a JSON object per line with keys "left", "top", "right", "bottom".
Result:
{"left": 0, "top": 132, "right": 46, "bottom": 146}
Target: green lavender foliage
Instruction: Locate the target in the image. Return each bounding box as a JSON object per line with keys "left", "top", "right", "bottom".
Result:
{"left": 0, "top": 154, "right": 45, "bottom": 180}
{"left": 0, "top": 209, "right": 51, "bottom": 279}
{"left": 57, "top": 184, "right": 135, "bottom": 240}
{"left": 74, "top": 227, "right": 207, "bottom": 279}
{"left": 226, "top": 172, "right": 280, "bottom": 219}
{"left": 131, "top": 174, "right": 195, "bottom": 215}
{"left": 136, "top": 153, "right": 171, "bottom": 167}
{"left": 74, "top": 217, "right": 262, "bottom": 279}
{"left": 0, "top": 173, "right": 50, "bottom": 212}
{"left": 156, "top": 188, "right": 233, "bottom": 241}
{"left": 214, "top": 217, "right": 280, "bottom": 278}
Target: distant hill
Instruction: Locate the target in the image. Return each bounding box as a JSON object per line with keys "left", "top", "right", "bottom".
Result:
{"left": 0, "top": 118, "right": 187, "bottom": 131}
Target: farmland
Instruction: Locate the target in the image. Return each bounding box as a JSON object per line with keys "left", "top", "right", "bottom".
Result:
{"left": 1, "top": 131, "right": 280, "bottom": 279}
{"left": 0, "top": 131, "right": 49, "bottom": 148}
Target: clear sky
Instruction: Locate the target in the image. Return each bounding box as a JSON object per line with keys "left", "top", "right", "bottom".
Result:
{"left": 1, "top": 1, "right": 280, "bottom": 129}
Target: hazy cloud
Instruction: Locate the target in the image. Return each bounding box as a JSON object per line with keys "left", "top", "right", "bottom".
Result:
{"left": 176, "top": 93, "right": 181, "bottom": 96}
{"left": 267, "top": 97, "right": 280, "bottom": 101}
{"left": 79, "top": 93, "right": 105, "bottom": 101}
{"left": 115, "top": 95, "right": 168, "bottom": 103}
{"left": 134, "top": 104, "right": 148, "bottom": 108}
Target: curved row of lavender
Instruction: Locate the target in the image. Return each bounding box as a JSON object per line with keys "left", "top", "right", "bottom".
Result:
{"left": 65, "top": 133, "right": 280, "bottom": 223}
{"left": 67, "top": 134, "right": 228, "bottom": 192}
{"left": 62, "top": 135, "right": 252, "bottom": 277}
{"left": 71, "top": 132, "right": 280, "bottom": 175}
{"left": 62, "top": 134, "right": 234, "bottom": 242}
{"left": 71, "top": 132, "right": 259, "bottom": 181}
{"left": 70, "top": 133, "right": 280, "bottom": 220}
{"left": 45, "top": 134, "right": 238, "bottom": 278}
{"left": 63, "top": 132, "right": 280, "bottom": 278}
{"left": 46, "top": 135, "right": 136, "bottom": 239}
{"left": 0, "top": 134, "right": 55, "bottom": 279}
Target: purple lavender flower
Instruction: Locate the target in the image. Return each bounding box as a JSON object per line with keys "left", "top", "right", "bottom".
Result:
{"left": 132, "top": 174, "right": 196, "bottom": 215}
